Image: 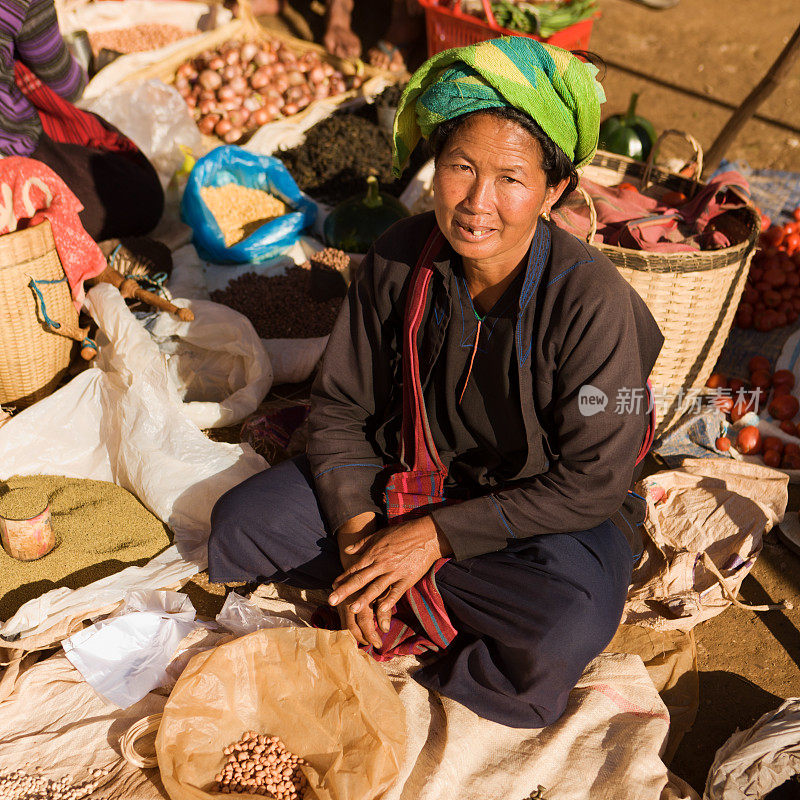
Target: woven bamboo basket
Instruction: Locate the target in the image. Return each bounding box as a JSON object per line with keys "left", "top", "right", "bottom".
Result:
{"left": 0, "top": 220, "right": 77, "bottom": 408}
{"left": 577, "top": 132, "right": 760, "bottom": 437}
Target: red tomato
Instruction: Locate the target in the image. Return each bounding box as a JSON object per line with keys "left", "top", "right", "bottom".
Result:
{"left": 785, "top": 222, "right": 798, "bottom": 236}
{"left": 714, "top": 396, "right": 735, "bottom": 414}
{"left": 786, "top": 234, "right": 800, "bottom": 254}
{"left": 748, "top": 355, "right": 772, "bottom": 374}
{"left": 761, "top": 213, "right": 772, "bottom": 232}
{"left": 789, "top": 309, "right": 800, "bottom": 324}
{"left": 736, "top": 425, "right": 762, "bottom": 455}
{"left": 742, "top": 287, "right": 759, "bottom": 304}
{"left": 786, "top": 272, "right": 800, "bottom": 288}
{"left": 715, "top": 436, "right": 731, "bottom": 452}
{"left": 730, "top": 399, "right": 753, "bottom": 422}
{"left": 749, "top": 266, "right": 764, "bottom": 282}
{"left": 773, "top": 369, "right": 795, "bottom": 390}
{"left": 763, "top": 449, "right": 782, "bottom": 468}
{"left": 754, "top": 311, "right": 778, "bottom": 332}
{"left": 784, "top": 440, "right": 800, "bottom": 455}
{"left": 764, "top": 268, "right": 787, "bottom": 288}
{"left": 617, "top": 182, "right": 638, "bottom": 192}
{"left": 781, "top": 287, "right": 796, "bottom": 301}
{"left": 775, "top": 311, "right": 789, "bottom": 328}
{"left": 750, "top": 369, "right": 772, "bottom": 389}
{"left": 728, "top": 378, "right": 746, "bottom": 394}
{"left": 773, "top": 384, "right": 792, "bottom": 397}
{"left": 792, "top": 297, "right": 800, "bottom": 313}
{"left": 766, "top": 226, "right": 785, "bottom": 247}
{"left": 763, "top": 436, "right": 785, "bottom": 454}
{"left": 705, "top": 373, "right": 728, "bottom": 389}
{"left": 769, "top": 393, "right": 800, "bottom": 420}
{"left": 763, "top": 290, "right": 782, "bottom": 308}
{"left": 781, "top": 420, "right": 799, "bottom": 436}
{"left": 793, "top": 207, "right": 800, "bottom": 222}
{"left": 782, "top": 452, "right": 800, "bottom": 470}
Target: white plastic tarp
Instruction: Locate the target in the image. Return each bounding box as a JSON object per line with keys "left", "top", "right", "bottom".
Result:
{"left": 0, "top": 284, "right": 267, "bottom": 639}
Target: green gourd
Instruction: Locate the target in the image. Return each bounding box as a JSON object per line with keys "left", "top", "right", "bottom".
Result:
{"left": 324, "top": 175, "right": 410, "bottom": 254}
{"left": 598, "top": 93, "right": 657, "bottom": 162}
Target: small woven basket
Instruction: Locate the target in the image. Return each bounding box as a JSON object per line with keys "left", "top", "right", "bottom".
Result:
{"left": 577, "top": 133, "right": 760, "bottom": 436}
{"left": 0, "top": 220, "right": 77, "bottom": 408}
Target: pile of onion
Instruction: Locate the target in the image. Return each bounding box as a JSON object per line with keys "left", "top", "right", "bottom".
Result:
{"left": 174, "top": 38, "right": 361, "bottom": 144}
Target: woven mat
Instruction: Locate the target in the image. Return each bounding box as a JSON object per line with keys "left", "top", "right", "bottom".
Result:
{"left": 716, "top": 159, "right": 800, "bottom": 225}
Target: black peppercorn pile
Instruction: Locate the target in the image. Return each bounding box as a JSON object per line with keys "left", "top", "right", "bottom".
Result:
{"left": 275, "top": 114, "right": 394, "bottom": 205}
{"left": 210, "top": 266, "right": 342, "bottom": 339}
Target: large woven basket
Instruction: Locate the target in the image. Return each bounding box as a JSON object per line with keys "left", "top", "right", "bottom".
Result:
{"left": 0, "top": 220, "right": 77, "bottom": 408}
{"left": 578, "top": 138, "right": 760, "bottom": 437}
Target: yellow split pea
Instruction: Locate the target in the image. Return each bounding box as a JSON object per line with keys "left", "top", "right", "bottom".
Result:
{"left": 200, "top": 184, "right": 288, "bottom": 247}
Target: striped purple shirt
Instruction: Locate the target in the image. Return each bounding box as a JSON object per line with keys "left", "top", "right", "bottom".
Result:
{"left": 0, "top": 0, "right": 86, "bottom": 156}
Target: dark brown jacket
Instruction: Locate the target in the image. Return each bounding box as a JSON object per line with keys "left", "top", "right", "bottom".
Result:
{"left": 307, "top": 212, "right": 664, "bottom": 560}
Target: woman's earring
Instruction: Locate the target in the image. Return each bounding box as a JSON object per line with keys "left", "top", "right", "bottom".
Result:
{"left": 541, "top": 208, "right": 551, "bottom": 221}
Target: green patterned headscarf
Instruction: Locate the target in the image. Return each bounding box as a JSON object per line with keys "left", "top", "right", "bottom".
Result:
{"left": 392, "top": 36, "right": 605, "bottom": 176}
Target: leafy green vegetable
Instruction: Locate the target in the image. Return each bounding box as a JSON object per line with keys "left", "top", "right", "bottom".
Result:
{"left": 490, "top": 0, "right": 596, "bottom": 38}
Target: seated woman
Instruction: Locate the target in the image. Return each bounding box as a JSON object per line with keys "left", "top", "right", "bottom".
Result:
{"left": 1, "top": 0, "right": 164, "bottom": 243}
{"left": 209, "top": 37, "right": 664, "bottom": 728}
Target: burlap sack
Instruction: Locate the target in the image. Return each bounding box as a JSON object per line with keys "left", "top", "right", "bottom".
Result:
{"left": 624, "top": 459, "right": 788, "bottom": 632}
{"left": 0, "top": 587, "right": 699, "bottom": 800}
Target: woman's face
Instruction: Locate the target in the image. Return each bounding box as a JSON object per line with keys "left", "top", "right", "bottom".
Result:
{"left": 433, "top": 113, "right": 569, "bottom": 273}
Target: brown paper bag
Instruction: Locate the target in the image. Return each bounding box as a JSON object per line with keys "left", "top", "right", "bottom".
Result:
{"left": 156, "top": 627, "right": 406, "bottom": 800}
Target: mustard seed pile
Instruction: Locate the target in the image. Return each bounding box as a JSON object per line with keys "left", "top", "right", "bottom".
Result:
{"left": 0, "top": 476, "right": 172, "bottom": 623}
{"left": 0, "top": 767, "right": 108, "bottom": 800}
{"left": 200, "top": 185, "right": 289, "bottom": 247}
{"left": 215, "top": 732, "right": 308, "bottom": 798}
{"left": 0, "top": 488, "right": 47, "bottom": 520}
{"left": 210, "top": 264, "right": 342, "bottom": 339}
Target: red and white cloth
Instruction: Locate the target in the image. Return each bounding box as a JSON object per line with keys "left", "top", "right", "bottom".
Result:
{"left": 552, "top": 171, "right": 752, "bottom": 253}
{"left": 14, "top": 62, "right": 138, "bottom": 157}
{"left": 0, "top": 157, "right": 107, "bottom": 310}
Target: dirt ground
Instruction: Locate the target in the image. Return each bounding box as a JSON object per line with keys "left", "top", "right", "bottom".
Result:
{"left": 190, "top": 1, "right": 800, "bottom": 795}
{"left": 591, "top": 1, "right": 800, "bottom": 793}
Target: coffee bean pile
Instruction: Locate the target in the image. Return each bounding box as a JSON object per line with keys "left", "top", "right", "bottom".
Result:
{"left": 214, "top": 732, "right": 308, "bottom": 798}
{"left": 210, "top": 265, "right": 342, "bottom": 339}
{"left": 0, "top": 767, "right": 108, "bottom": 800}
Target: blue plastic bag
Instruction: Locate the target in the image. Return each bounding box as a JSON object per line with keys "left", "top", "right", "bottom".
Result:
{"left": 181, "top": 146, "right": 317, "bottom": 264}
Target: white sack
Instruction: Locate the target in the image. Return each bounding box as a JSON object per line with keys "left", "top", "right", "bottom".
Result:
{"left": 705, "top": 698, "right": 800, "bottom": 799}
{"left": 0, "top": 284, "right": 267, "bottom": 640}
{"left": 145, "top": 299, "right": 273, "bottom": 429}
{"left": 262, "top": 337, "right": 327, "bottom": 385}
{"left": 85, "top": 80, "right": 201, "bottom": 187}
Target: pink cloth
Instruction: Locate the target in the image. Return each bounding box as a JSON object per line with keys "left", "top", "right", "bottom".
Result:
{"left": 552, "top": 171, "right": 752, "bottom": 253}
{"left": 0, "top": 157, "right": 107, "bottom": 310}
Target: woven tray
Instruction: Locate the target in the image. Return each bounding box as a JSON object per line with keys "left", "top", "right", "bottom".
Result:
{"left": 122, "top": 11, "right": 395, "bottom": 150}
{"left": 0, "top": 220, "right": 77, "bottom": 408}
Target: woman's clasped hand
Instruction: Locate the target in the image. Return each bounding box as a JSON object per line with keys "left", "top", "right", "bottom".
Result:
{"left": 330, "top": 514, "right": 452, "bottom": 648}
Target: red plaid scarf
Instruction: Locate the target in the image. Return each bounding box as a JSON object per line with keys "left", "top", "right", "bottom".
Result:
{"left": 315, "top": 228, "right": 458, "bottom": 661}
{"left": 14, "top": 62, "right": 139, "bottom": 156}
